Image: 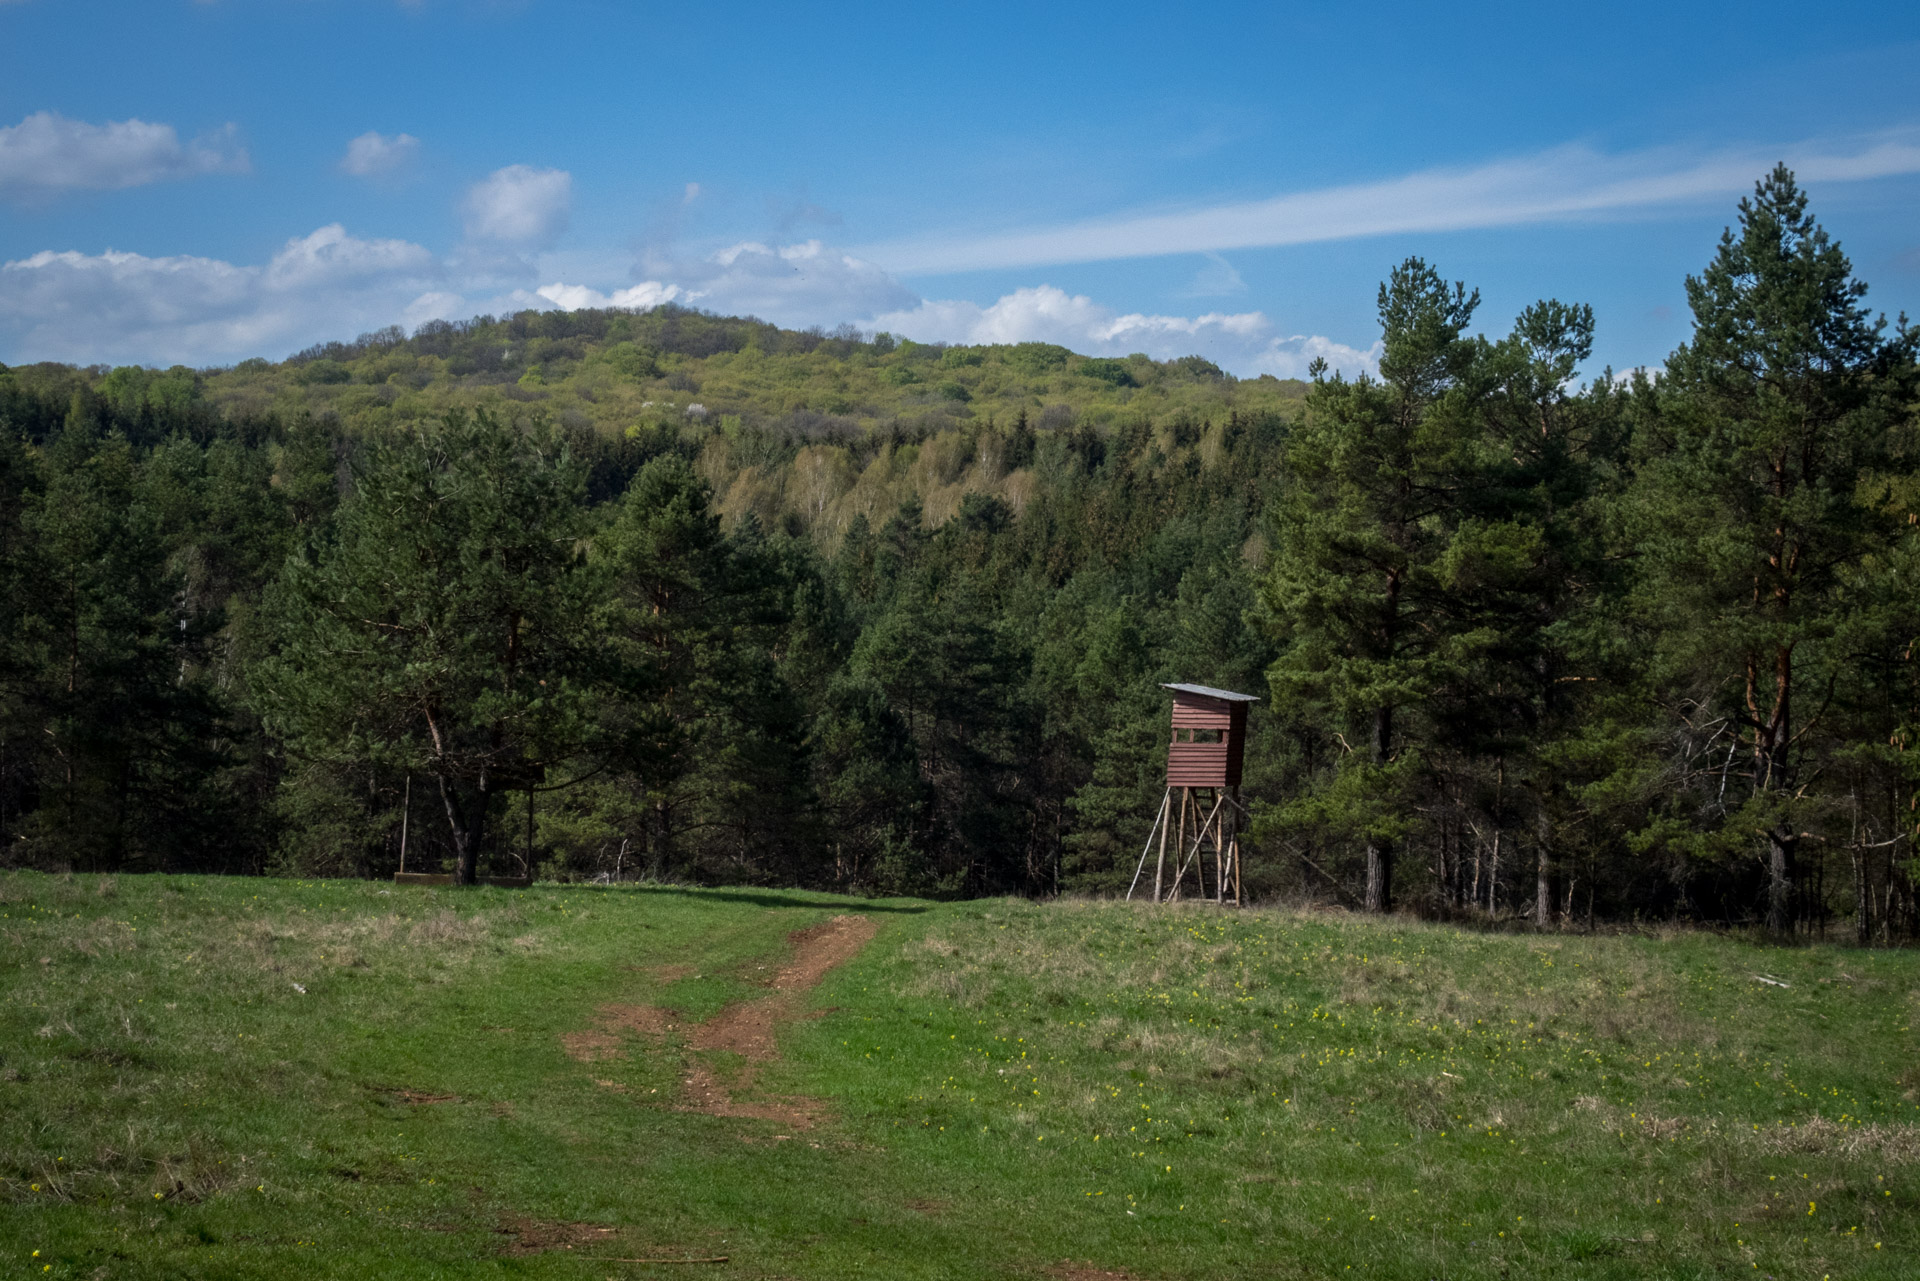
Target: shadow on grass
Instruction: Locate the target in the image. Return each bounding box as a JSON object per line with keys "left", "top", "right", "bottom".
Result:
{"left": 609, "top": 884, "right": 934, "bottom": 915}
{"left": 392, "top": 878, "right": 930, "bottom": 914}
{"left": 398, "top": 877, "right": 932, "bottom": 914}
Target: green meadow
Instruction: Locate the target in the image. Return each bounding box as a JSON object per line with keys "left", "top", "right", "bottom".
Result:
{"left": 1, "top": 871, "right": 1915, "bottom": 1280}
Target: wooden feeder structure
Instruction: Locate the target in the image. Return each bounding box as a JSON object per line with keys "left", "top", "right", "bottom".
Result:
{"left": 1127, "top": 683, "right": 1259, "bottom": 906}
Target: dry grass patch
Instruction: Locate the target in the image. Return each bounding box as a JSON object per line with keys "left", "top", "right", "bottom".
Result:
{"left": 407, "top": 909, "right": 493, "bottom": 947}
{"left": 1755, "top": 1117, "right": 1920, "bottom": 1162}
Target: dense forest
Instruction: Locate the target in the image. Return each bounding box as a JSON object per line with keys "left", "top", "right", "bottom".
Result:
{"left": 1, "top": 167, "right": 1916, "bottom": 942}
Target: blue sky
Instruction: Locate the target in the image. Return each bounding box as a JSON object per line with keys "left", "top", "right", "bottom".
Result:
{"left": 2, "top": 0, "right": 1917, "bottom": 379}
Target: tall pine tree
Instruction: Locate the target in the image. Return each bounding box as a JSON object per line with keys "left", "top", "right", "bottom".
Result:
{"left": 255, "top": 411, "right": 601, "bottom": 884}
{"left": 1633, "top": 166, "right": 1918, "bottom": 933}
{"left": 1259, "top": 258, "right": 1483, "bottom": 911}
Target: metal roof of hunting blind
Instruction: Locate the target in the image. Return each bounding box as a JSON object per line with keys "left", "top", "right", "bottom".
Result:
{"left": 1159, "top": 683, "right": 1261, "bottom": 702}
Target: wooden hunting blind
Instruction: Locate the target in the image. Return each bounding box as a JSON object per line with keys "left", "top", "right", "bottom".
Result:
{"left": 1129, "top": 683, "right": 1259, "bottom": 906}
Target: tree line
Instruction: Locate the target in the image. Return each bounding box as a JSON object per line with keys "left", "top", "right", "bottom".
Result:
{"left": 0, "top": 168, "right": 1915, "bottom": 942}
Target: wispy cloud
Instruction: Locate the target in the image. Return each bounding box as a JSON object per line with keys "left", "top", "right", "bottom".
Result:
{"left": 1180, "top": 252, "right": 1247, "bottom": 298}
{"left": 340, "top": 130, "right": 420, "bottom": 178}
{"left": 858, "top": 131, "right": 1920, "bottom": 275}
{"left": 0, "top": 111, "right": 248, "bottom": 202}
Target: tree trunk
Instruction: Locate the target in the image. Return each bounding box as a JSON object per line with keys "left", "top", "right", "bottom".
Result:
{"left": 1487, "top": 828, "right": 1501, "bottom": 915}
{"left": 1535, "top": 807, "right": 1552, "bottom": 929}
{"left": 1753, "top": 640, "right": 1795, "bottom": 936}
{"left": 1366, "top": 703, "right": 1394, "bottom": 913}
{"left": 651, "top": 797, "right": 671, "bottom": 879}
{"left": 438, "top": 773, "right": 488, "bottom": 886}
{"left": 1766, "top": 827, "right": 1795, "bottom": 937}
{"left": 1851, "top": 843, "right": 1870, "bottom": 946}
{"left": 1365, "top": 838, "right": 1394, "bottom": 913}
{"left": 1488, "top": 757, "right": 1505, "bottom": 916}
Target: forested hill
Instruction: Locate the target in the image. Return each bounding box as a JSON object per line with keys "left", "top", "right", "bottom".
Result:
{"left": 1, "top": 168, "right": 1917, "bottom": 945}
{"left": 2, "top": 309, "right": 1305, "bottom": 545}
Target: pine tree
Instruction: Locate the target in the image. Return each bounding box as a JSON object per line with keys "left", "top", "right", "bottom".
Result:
{"left": 591, "top": 456, "right": 822, "bottom": 881}
{"left": 255, "top": 411, "right": 600, "bottom": 885}
{"left": 850, "top": 580, "right": 1032, "bottom": 893}
{"left": 0, "top": 420, "right": 40, "bottom": 853}
{"left": 1443, "top": 300, "right": 1627, "bottom": 923}
{"left": 12, "top": 422, "right": 226, "bottom": 868}
{"left": 1258, "top": 258, "right": 1483, "bottom": 911}
{"left": 1634, "top": 166, "right": 1919, "bottom": 934}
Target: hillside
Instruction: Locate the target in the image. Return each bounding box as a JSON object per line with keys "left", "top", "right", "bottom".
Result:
{"left": 2, "top": 870, "right": 1915, "bottom": 1279}
{"left": 234, "top": 308, "right": 1307, "bottom": 438}
{"left": 1, "top": 307, "right": 1307, "bottom": 545}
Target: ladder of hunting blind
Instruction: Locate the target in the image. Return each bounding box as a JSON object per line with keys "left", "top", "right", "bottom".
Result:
{"left": 1125, "top": 785, "right": 1245, "bottom": 907}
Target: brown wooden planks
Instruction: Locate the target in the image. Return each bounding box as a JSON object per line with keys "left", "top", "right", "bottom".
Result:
{"left": 1168, "top": 743, "right": 1230, "bottom": 787}
{"left": 1170, "top": 692, "right": 1234, "bottom": 729}
{"left": 1166, "top": 688, "right": 1250, "bottom": 787}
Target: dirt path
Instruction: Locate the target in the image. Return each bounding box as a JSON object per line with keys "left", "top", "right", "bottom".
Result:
{"left": 680, "top": 914, "right": 876, "bottom": 1128}
{"left": 561, "top": 913, "right": 877, "bottom": 1130}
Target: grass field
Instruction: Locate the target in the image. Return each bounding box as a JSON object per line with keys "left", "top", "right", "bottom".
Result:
{"left": 1, "top": 871, "right": 1916, "bottom": 1280}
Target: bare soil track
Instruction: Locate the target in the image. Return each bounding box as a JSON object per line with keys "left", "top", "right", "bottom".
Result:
{"left": 561, "top": 913, "right": 878, "bottom": 1130}
{"left": 495, "top": 1215, "right": 623, "bottom": 1257}
{"left": 681, "top": 914, "right": 877, "bottom": 1128}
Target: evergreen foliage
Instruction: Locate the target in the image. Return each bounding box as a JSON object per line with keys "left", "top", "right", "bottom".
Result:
{"left": 253, "top": 411, "right": 603, "bottom": 884}
{"left": 0, "top": 169, "right": 1915, "bottom": 941}
{"left": 1629, "top": 166, "right": 1920, "bottom": 935}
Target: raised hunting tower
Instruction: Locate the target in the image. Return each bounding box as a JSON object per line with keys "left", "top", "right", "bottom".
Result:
{"left": 1128, "top": 683, "right": 1258, "bottom": 906}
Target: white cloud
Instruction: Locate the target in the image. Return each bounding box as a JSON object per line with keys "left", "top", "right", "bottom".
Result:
{"left": 263, "top": 223, "right": 436, "bottom": 289}
{"left": 1245, "top": 333, "right": 1384, "bottom": 381}
{"left": 463, "top": 165, "right": 571, "bottom": 246}
{"left": 857, "top": 130, "right": 1920, "bottom": 275}
{"left": 534, "top": 280, "right": 684, "bottom": 310}
{"left": 535, "top": 243, "right": 1371, "bottom": 379}
{"left": 0, "top": 111, "right": 247, "bottom": 201}
{"left": 0, "top": 225, "right": 440, "bottom": 366}
{"left": 871, "top": 285, "right": 1377, "bottom": 379}
{"left": 401, "top": 291, "right": 469, "bottom": 328}
{"left": 535, "top": 239, "right": 915, "bottom": 330}
{"left": 660, "top": 239, "right": 918, "bottom": 327}
{"left": 340, "top": 130, "right": 420, "bottom": 177}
